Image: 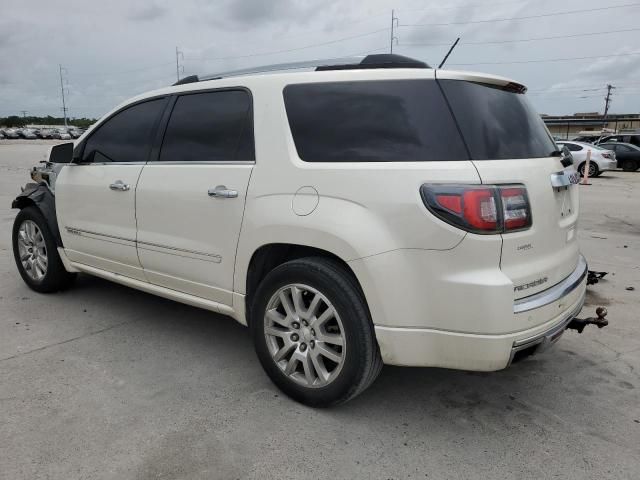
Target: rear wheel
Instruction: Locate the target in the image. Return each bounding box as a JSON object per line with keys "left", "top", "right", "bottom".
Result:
{"left": 578, "top": 161, "right": 599, "bottom": 177}
{"left": 621, "top": 159, "right": 639, "bottom": 172}
{"left": 12, "top": 207, "right": 76, "bottom": 293}
{"left": 250, "top": 257, "right": 382, "bottom": 407}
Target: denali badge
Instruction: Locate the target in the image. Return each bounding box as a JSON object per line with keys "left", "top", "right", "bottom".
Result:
{"left": 514, "top": 277, "right": 548, "bottom": 292}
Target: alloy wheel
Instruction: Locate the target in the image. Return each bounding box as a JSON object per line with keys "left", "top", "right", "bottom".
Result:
{"left": 17, "top": 220, "right": 48, "bottom": 281}
{"left": 264, "top": 284, "right": 346, "bottom": 388}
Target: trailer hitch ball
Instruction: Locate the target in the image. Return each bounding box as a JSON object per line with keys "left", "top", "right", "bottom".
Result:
{"left": 566, "top": 306, "right": 609, "bottom": 334}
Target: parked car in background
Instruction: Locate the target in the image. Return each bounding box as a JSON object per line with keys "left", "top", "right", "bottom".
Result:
{"left": 37, "top": 129, "right": 55, "bottom": 139}
{"left": 599, "top": 142, "right": 640, "bottom": 171}
{"left": 68, "top": 128, "right": 84, "bottom": 139}
{"left": 572, "top": 135, "right": 601, "bottom": 143}
{"left": 0, "top": 131, "right": 5, "bottom": 139}
{"left": 556, "top": 140, "right": 616, "bottom": 177}
{"left": 597, "top": 134, "right": 640, "bottom": 148}
{"left": 50, "top": 129, "right": 72, "bottom": 140}
{"left": 2, "top": 128, "right": 20, "bottom": 139}
{"left": 18, "top": 128, "right": 38, "bottom": 139}
{"left": 58, "top": 129, "right": 72, "bottom": 140}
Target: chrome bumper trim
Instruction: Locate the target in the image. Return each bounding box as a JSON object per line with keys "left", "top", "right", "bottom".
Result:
{"left": 513, "top": 254, "right": 588, "bottom": 314}
{"left": 509, "top": 290, "right": 586, "bottom": 364}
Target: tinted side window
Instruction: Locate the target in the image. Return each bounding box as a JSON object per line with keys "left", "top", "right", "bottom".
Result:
{"left": 283, "top": 80, "right": 468, "bottom": 162}
{"left": 439, "top": 80, "right": 557, "bottom": 160}
{"left": 82, "top": 99, "right": 165, "bottom": 163}
{"left": 158, "top": 90, "right": 253, "bottom": 162}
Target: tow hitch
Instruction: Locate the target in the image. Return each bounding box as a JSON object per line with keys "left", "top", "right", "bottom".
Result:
{"left": 566, "top": 307, "right": 609, "bottom": 333}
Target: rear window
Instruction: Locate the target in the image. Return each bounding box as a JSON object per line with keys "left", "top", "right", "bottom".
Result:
{"left": 158, "top": 90, "right": 254, "bottom": 162}
{"left": 283, "top": 80, "right": 468, "bottom": 162}
{"left": 439, "top": 80, "right": 556, "bottom": 160}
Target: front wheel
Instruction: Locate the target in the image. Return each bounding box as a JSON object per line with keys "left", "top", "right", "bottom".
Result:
{"left": 12, "top": 206, "right": 76, "bottom": 293}
{"left": 250, "top": 257, "right": 382, "bottom": 407}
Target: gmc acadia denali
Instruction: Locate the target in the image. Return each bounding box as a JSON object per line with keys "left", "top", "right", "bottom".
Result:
{"left": 12, "top": 55, "right": 587, "bottom": 406}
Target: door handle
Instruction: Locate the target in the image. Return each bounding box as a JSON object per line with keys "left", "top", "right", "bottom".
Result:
{"left": 208, "top": 185, "right": 238, "bottom": 198}
{"left": 109, "top": 181, "right": 130, "bottom": 192}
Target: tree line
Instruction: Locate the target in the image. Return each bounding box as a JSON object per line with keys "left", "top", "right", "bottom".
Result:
{"left": 1, "top": 115, "right": 97, "bottom": 129}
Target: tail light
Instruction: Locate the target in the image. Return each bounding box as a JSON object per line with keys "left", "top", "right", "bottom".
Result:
{"left": 420, "top": 184, "right": 532, "bottom": 234}
{"left": 601, "top": 152, "right": 614, "bottom": 159}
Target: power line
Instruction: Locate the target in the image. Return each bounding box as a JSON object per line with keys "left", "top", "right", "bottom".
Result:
{"left": 528, "top": 81, "right": 640, "bottom": 93}
{"left": 72, "top": 61, "right": 175, "bottom": 77}
{"left": 400, "top": 27, "right": 640, "bottom": 48}
{"left": 399, "top": 2, "right": 640, "bottom": 27}
{"left": 399, "top": 0, "right": 532, "bottom": 15}
{"left": 446, "top": 51, "right": 640, "bottom": 66}
{"left": 187, "top": 27, "right": 389, "bottom": 63}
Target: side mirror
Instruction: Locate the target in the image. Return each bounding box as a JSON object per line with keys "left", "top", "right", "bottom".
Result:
{"left": 48, "top": 142, "right": 74, "bottom": 163}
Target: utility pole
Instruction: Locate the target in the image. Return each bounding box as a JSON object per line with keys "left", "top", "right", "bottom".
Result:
{"left": 20, "top": 110, "right": 28, "bottom": 118}
{"left": 390, "top": 10, "right": 398, "bottom": 53}
{"left": 59, "top": 64, "right": 68, "bottom": 128}
{"left": 601, "top": 84, "right": 615, "bottom": 132}
{"left": 596, "top": 84, "right": 615, "bottom": 140}
{"left": 603, "top": 84, "right": 614, "bottom": 118}
{"left": 175, "top": 47, "right": 184, "bottom": 82}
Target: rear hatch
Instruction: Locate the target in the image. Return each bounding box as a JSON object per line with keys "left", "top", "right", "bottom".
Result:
{"left": 436, "top": 71, "right": 580, "bottom": 299}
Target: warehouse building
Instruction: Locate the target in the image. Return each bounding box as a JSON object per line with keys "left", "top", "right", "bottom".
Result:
{"left": 542, "top": 112, "right": 640, "bottom": 139}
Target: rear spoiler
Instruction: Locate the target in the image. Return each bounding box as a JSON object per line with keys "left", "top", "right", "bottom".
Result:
{"left": 435, "top": 69, "right": 527, "bottom": 94}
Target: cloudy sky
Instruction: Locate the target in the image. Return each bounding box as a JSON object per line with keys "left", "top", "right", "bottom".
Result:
{"left": 1, "top": 0, "right": 639, "bottom": 119}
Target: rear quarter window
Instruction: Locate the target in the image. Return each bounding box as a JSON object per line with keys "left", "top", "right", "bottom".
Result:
{"left": 438, "top": 80, "right": 557, "bottom": 160}
{"left": 283, "top": 79, "right": 468, "bottom": 162}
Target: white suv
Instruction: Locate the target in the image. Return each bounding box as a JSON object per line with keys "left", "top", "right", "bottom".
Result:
{"left": 11, "top": 54, "right": 586, "bottom": 406}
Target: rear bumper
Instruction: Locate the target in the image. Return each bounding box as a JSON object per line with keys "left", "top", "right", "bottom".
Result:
{"left": 372, "top": 255, "right": 588, "bottom": 370}
{"left": 513, "top": 254, "right": 587, "bottom": 314}
{"left": 600, "top": 159, "right": 617, "bottom": 171}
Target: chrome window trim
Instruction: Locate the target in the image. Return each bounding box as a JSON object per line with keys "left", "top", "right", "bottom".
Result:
{"left": 513, "top": 255, "right": 587, "bottom": 314}
{"left": 147, "top": 160, "right": 255, "bottom": 165}
{"left": 69, "top": 162, "right": 148, "bottom": 166}
{"left": 69, "top": 160, "right": 255, "bottom": 166}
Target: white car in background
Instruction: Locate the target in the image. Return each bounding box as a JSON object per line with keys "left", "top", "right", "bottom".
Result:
{"left": 556, "top": 141, "right": 616, "bottom": 177}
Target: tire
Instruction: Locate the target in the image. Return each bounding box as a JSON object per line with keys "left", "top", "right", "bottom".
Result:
{"left": 578, "top": 161, "right": 599, "bottom": 178}
{"left": 12, "top": 206, "right": 76, "bottom": 293}
{"left": 621, "top": 159, "right": 638, "bottom": 172}
{"left": 250, "top": 257, "right": 382, "bottom": 407}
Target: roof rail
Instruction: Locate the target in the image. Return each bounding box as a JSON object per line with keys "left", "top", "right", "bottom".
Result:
{"left": 174, "top": 54, "right": 429, "bottom": 85}
{"left": 199, "top": 57, "right": 364, "bottom": 82}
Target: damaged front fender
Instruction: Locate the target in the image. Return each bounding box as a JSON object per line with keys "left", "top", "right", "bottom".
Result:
{"left": 12, "top": 182, "right": 63, "bottom": 247}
